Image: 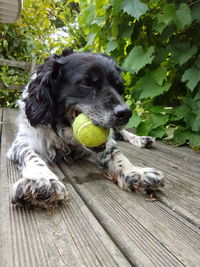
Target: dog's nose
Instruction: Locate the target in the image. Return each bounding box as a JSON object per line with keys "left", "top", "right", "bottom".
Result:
{"left": 114, "top": 107, "right": 132, "bottom": 123}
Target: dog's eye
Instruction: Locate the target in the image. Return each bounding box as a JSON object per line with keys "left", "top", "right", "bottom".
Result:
{"left": 79, "top": 80, "right": 90, "bottom": 87}
{"left": 79, "top": 79, "right": 97, "bottom": 88}
{"left": 115, "top": 81, "right": 124, "bottom": 95}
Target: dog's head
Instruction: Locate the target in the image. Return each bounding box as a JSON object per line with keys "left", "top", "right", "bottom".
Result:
{"left": 25, "top": 49, "right": 131, "bottom": 131}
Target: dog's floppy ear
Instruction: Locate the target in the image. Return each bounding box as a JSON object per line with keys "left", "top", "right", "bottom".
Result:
{"left": 24, "top": 57, "right": 64, "bottom": 127}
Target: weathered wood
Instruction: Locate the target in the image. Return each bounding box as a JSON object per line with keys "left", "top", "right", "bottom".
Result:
{"left": 0, "top": 108, "right": 131, "bottom": 267}
{"left": 118, "top": 141, "right": 200, "bottom": 227}
{"left": 0, "top": 108, "right": 2, "bottom": 144}
{"left": 59, "top": 159, "right": 200, "bottom": 267}
{"left": 2, "top": 108, "right": 200, "bottom": 267}
{"left": 0, "top": 58, "right": 32, "bottom": 70}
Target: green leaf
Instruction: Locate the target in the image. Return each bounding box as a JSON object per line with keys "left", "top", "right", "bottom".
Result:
{"left": 79, "top": 4, "right": 95, "bottom": 25}
{"left": 149, "top": 127, "right": 166, "bottom": 139}
{"left": 173, "top": 105, "right": 190, "bottom": 121}
{"left": 111, "top": 0, "right": 123, "bottom": 15}
{"left": 92, "top": 17, "right": 105, "bottom": 25}
{"left": 190, "top": 114, "right": 200, "bottom": 132}
{"left": 182, "top": 68, "right": 200, "bottom": 91}
{"left": 152, "top": 67, "right": 167, "bottom": 86}
{"left": 86, "top": 33, "right": 96, "bottom": 46}
{"left": 173, "top": 127, "right": 200, "bottom": 149}
{"left": 105, "top": 40, "right": 117, "bottom": 53}
{"left": 119, "top": 23, "right": 134, "bottom": 38}
{"left": 180, "top": 45, "right": 197, "bottom": 65}
{"left": 158, "top": 4, "right": 176, "bottom": 25}
{"left": 149, "top": 114, "right": 169, "bottom": 129}
{"left": 189, "top": 133, "right": 200, "bottom": 150}
{"left": 149, "top": 106, "right": 166, "bottom": 113}
{"left": 3, "top": 39, "right": 8, "bottom": 48}
{"left": 153, "top": 21, "right": 166, "bottom": 34}
{"left": 134, "top": 73, "right": 171, "bottom": 99}
{"left": 123, "top": 46, "right": 154, "bottom": 74}
{"left": 125, "top": 111, "right": 141, "bottom": 129}
{"left": 191, "top": 3, "right": 200, "bottom": 21}
{"left": 121, "top": 0, "right": 148, "bottom": 20}
{"left": 160, "top": 24, "right": 175, "bottom": 42}
{"left": 176, "top": 3, "right": 192, "bottom": 30}
{"left": 136, "top": 121, "right": 151, "bottom": 136}
{"left": 170, "top": 42, "right": 189, "bottom": 65}
{"left": 96, "top": 0, "right": 108, "bottom": 10}
{"left": 173, "top": 126, "right": 189, "bottom": 145}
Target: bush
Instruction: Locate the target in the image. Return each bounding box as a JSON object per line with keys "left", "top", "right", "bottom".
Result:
{"left": 76, "top": 0, "right": 200, "bottom": 150}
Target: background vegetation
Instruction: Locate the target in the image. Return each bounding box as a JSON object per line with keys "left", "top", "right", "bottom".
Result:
{"left": 0, "top": 0, "right": 200, "bottom": 149}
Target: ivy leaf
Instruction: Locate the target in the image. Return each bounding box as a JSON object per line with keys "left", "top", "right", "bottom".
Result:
{"left": 173, "top": 105, "right": 190, "bottom": 121}
{"left": 86, "top": 33, "right": 96, "bottom": 46}
{"left": 157, "top": 4, "right": 176, "bottom": 26}
{"left": 123, "top": 46, "right": 154, "bottom": 74}
{"left": 149, "top": 106, "right": 166, "bottom": 113}
{"left": 121, "top": 0, "right": 148, "bottom": 20}
{"left": 152, "top": 67, "right": 167, "bottom": 86}
{"left": 189, "top": 133, "right": 200, "bottom": 150}
{"left": 170, "top": 42, "right": 191, "bottom": 65}
{"left": 125, "top": 111, "right": 141, "bottom": 129}
{"left": 79, "top": 3, "right": 95, "bottom": 25}
{"left": 182, "top": 67, "right": 200, "bottom": 91}
{"left": 173, "top": 127, "right": 189, "bottom": 146}
{"left": 96, "top": 0, "right": 109, "bottom": 10}
{"left": 191, "top": 3, "right": 200, "bottom": 21}
{"left": 176, "top": 3, "right": 192, "bottom": 30}
{"left": 111, "top": 0, "right": 123, "bottom": 15}
{"left": 134, "top": 73, "right": 171, "bottom": 99}
{"left": 149, "top": 127, "right": 166, "bottom": 139}
{"left": 169, "top": 42, "right": 197, "bottom": 66}
{"left": 136, "top": 121, "right": 151, "bottom": 136}
{"left": 173, "top": 127, "right": 200, "bottom": 149}
{"left": 92, "top": 17, "right": 105, "bottom": 26}
{"left": 190, "top": 114, "right": 200, "bottom": 132}
{"left": 179, "top": 45, "right": 197, "bottom": 65}
{"left": 149, "top": 114, "right": 169, "bottom": 129}
{"left": 106, "top": 40, "right": 117, "bottom": 53}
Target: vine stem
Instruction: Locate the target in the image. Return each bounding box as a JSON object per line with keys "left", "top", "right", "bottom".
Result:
{"left": 188, "top": 0, "right": 200, "bottom": 6}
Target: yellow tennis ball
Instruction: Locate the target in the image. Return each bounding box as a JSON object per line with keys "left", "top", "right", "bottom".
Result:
{"left": 73, "top": 114, "right": 109, "bottom": 147}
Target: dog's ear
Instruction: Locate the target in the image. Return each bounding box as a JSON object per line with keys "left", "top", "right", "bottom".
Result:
{"left": 24, "top": 58, "right": 63, "bottom": 127}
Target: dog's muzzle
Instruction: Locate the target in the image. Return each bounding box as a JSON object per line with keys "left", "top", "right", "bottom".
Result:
{"left": 114, "top": 106, "right": 132, "bottom": 126}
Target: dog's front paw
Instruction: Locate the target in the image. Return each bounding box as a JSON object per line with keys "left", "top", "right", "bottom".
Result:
{"left": 117, "top": 166, "right": 164, "bottom": 196}
{"left": 11, "top": 177, "right": 70, "bottom": 211}
{"left": 109, "top": 167, "right": 143, "bottom": 192}
{"left": 134, "top": 136, "right": 155, "bottom": 148}
{"left": 140, "top": 167, "right": 165, "bottom": 192}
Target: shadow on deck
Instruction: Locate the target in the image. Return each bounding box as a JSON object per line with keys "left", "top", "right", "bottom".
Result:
{"left": 1, "top": 108, "right": 200, "bottom": 267}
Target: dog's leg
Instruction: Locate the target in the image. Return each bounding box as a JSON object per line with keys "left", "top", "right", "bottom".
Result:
{"left": 98, "top": 139, "right": 164, "bottom": 196}
{"left": 7, "top": 139, "right": 69, "bottom": 210}
{"left": 113, "top": 129, "right": 155, "bottom": 148}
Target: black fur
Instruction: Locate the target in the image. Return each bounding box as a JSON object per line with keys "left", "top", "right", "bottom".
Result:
{"left": 24, "top": 49, "right": 131, "bottom": 129}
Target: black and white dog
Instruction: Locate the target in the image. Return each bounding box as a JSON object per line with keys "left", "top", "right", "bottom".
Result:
{"left": 7, "top": 49, "right": 164, "bottom": 210}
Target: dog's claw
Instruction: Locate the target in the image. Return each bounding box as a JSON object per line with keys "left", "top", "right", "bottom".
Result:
{"left": 11, "top": 177, "right": 70, "bottom": 210}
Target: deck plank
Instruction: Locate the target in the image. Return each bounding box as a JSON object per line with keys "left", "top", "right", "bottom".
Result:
{"left": 59, "top": 160, "right": 200, "bottom": 267}
{"left": 118, "top": 142, "right": 200, "bottom": 227}
{"left": 0, "top": 107, "right": 2, "bottom": 144}
{"left": 0, "top": 108, "right": 131, "bottom": 267}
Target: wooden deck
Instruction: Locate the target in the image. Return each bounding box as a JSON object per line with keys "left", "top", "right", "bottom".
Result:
{"left": 1, "top": 108, "right": 200, "bottom": 267}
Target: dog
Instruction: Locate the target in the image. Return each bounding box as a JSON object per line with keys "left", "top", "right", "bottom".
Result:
{"left": 7, "top": 49, "right": 164, "bottom": 210}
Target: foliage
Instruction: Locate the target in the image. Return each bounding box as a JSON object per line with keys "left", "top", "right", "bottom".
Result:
{"left": 75, "top": 0, "right": 200, "bottom": 150}
{"left": 1, "top": 0, "right": 200, "bottom": 149}
{"left": 0, "top": 0, "right": 83, "bottom": 107}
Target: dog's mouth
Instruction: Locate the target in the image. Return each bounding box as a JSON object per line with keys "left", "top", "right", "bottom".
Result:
{"left": 71, "top": 108, "right": 81, "bottom": 120}
{"left": 70, "top": 108, "right": 108, "bottom": 151}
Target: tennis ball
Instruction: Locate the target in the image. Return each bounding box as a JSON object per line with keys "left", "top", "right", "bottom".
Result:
{"left": 73, "top": 113, "right": 109, "bottom": 147}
